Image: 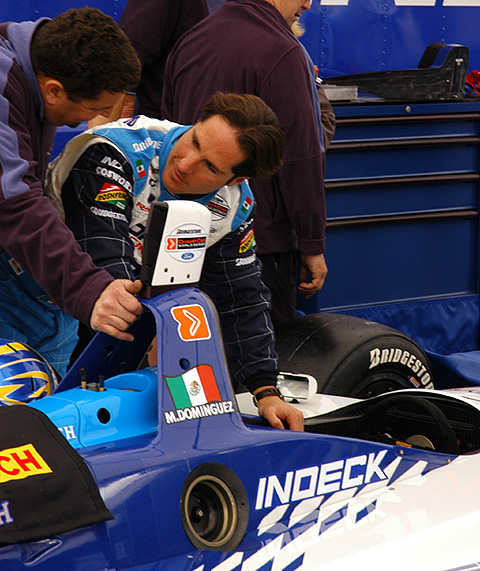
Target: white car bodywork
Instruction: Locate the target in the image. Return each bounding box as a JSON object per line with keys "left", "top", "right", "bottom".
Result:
{"left": 236, "top": 386, "right": 480, "bottom": 571}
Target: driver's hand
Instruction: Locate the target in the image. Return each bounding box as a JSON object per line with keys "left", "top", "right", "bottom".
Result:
{"left": 257, "top": 395, "right": 304, "bottom": 431}
{"left": 90, "top": 279, "right": 144, "bottom": 341}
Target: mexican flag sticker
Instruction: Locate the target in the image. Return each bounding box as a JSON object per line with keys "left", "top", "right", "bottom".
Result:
{"left": 165, "top": 365, "right": 221, "bottom": 409}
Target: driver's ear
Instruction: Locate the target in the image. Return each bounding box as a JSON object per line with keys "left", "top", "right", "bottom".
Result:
{"left": 226, "top": 176, "right": 249, "bottom": 187}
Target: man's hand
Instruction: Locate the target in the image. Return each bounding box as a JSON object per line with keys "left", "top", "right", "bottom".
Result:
{"left": 257, "top": 395, "right": 304, "bottom": 431}
{"left": 90, "top": 279, "right": 144, "bottom": 341}
{"left": 298, "top": 253, "right": 328, "bottom": 299}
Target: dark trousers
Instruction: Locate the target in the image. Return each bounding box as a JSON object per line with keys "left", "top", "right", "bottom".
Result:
{"left": 257, "top": 251, "right": 297, "bottom": 331}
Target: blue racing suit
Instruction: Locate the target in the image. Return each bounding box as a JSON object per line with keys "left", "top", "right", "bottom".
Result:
{"left": 46, "top": 116, "right": 278, "bottom": 392}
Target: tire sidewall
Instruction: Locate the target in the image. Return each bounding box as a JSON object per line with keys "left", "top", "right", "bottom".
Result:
{"left": 323, "top": 333, "right": 434, "bottom": 397}
{"left": 276, "top": 313, "right": 434, "bottom": 398}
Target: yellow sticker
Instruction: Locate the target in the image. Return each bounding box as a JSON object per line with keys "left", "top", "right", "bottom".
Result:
{"left": 0, "top": 444, "right": 52, "bottom": 483}
{"left": 239, "top": 229, "right": 255, "bottom": 253}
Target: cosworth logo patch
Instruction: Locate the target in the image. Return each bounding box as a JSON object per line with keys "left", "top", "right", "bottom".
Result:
{"left": 0, "top": 444, "right": 52, "bottom": 483}
{"left": 164, "top": 364, "right": 234, "bottom": 424}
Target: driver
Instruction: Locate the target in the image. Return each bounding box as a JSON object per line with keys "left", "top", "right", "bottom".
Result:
{"left": 46, "top": 92, "right": 304, "bottom": 432}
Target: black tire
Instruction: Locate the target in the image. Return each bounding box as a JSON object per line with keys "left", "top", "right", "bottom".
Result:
{"left": 275, "top": 313, "right": 434, "bottom": 398}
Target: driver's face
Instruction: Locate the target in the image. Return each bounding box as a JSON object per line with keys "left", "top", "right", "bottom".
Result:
{"left": 162, "top": 115, "right": 247, "bottom": 195}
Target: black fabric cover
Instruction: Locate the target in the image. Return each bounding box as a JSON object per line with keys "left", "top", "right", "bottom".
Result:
{"left": 0, "top": 406, "right": 113, "bottom": 545}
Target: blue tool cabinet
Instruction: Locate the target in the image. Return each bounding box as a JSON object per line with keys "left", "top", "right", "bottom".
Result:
{"left": 299, "top": 99, "right": 480, "bottom": 356}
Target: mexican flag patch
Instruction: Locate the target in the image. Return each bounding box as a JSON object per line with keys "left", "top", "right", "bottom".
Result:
{"left": 241, "top": 195, "right": 252, "bottom": 214}
{"left": 135, "top": 159, "right": 146, "bottom": 178}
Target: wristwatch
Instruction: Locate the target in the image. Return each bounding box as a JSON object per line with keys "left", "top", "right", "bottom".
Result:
{"left": 252, "top": 387, "right": 284, "bottom": 407}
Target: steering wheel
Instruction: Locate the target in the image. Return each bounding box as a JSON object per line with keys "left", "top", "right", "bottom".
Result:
{"left": 356, "top": 393, "right": 460, "bottom": 455}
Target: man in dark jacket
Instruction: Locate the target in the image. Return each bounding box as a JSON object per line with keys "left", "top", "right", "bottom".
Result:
{"left": 0, "top": 8, "right": 143, "bottom": 375}
{"left": 162, "top": 0, "right": 328, "bottom": 330}
{"left": 119, "top": 0, "right": 208, "bottom": 119}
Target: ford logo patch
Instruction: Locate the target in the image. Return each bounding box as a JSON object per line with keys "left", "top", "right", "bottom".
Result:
{"left": 182, "top": 253, "right": 194, "bottom": 260}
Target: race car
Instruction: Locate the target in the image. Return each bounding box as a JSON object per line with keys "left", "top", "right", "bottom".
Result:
{"left": 1, "top": 202, "right": 480, "bottom": 571}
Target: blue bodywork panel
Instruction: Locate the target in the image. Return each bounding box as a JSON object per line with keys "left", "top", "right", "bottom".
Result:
{"left": 0, "top": 287, "right": 457, "bottom": 570}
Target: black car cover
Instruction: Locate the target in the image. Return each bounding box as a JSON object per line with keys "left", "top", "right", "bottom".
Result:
{"left": 0, "top": 405, "right": 112, "bottom": 545}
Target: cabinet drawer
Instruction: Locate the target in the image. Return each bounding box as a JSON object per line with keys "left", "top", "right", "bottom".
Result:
{"left": 298, "top": 214, "right": 477, "bottom": 312}
{"left": 326, "top": 174, "right": 479, "bottom": 218}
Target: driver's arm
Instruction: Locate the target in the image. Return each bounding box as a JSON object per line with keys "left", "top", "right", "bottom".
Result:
{"left": 61, "top": 143, "right": 142, "bottom": 342}
{"left": 200, "top": 204, "right": 304, "bottom": 431}
{"left": 61, "top": 143, "right": 137, "bottom": 280}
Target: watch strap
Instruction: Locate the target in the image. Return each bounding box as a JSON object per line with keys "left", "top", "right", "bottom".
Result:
{"left": 253, "top": 387, "right": 284, "bottom": 407}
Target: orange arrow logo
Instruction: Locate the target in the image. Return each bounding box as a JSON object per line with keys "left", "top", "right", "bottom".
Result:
{"left": 171, "top": 305, "right": 211, "bottom": 341}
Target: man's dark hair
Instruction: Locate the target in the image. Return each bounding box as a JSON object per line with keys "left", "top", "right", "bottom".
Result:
{"left": 201, "top": 92, "right": 285, "bottom": 179}
{"left": 31, "top": 7, "right": 141, "bottom": 101}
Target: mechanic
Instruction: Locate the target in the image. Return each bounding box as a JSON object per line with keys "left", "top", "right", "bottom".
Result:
{"left": 0, "top": 8, "right": 144, "bottom": 377}
{"left": 162, "top": 0, "right": 328, "bottom": 331}
{"left": 46, "top": 92, "right": 304, "bottom": 431}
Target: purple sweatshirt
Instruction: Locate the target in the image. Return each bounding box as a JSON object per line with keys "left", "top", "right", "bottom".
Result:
{"left": 0, "top": 20, "right": 113, "bottom": 324}
{"left": 162, "top": 0, "right": 326, "bottom": 256}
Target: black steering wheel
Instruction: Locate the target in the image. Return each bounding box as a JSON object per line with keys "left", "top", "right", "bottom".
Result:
{"left": 357, "top": 393, "right": 460, "bottom": 455}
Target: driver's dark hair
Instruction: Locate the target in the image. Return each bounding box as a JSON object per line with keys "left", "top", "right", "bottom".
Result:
{"left": 31, "top": 7, "right": 141, "bottom": 101}
{"left": 200, "top": 92, "right": 285, "bottom": 179}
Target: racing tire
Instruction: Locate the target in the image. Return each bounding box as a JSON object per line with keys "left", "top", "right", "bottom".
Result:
{"left": 275, "top": 313, "right": 434, "bottom": 398}
{"left": 180, "top": 462, "right": 249, "bottom": 551}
